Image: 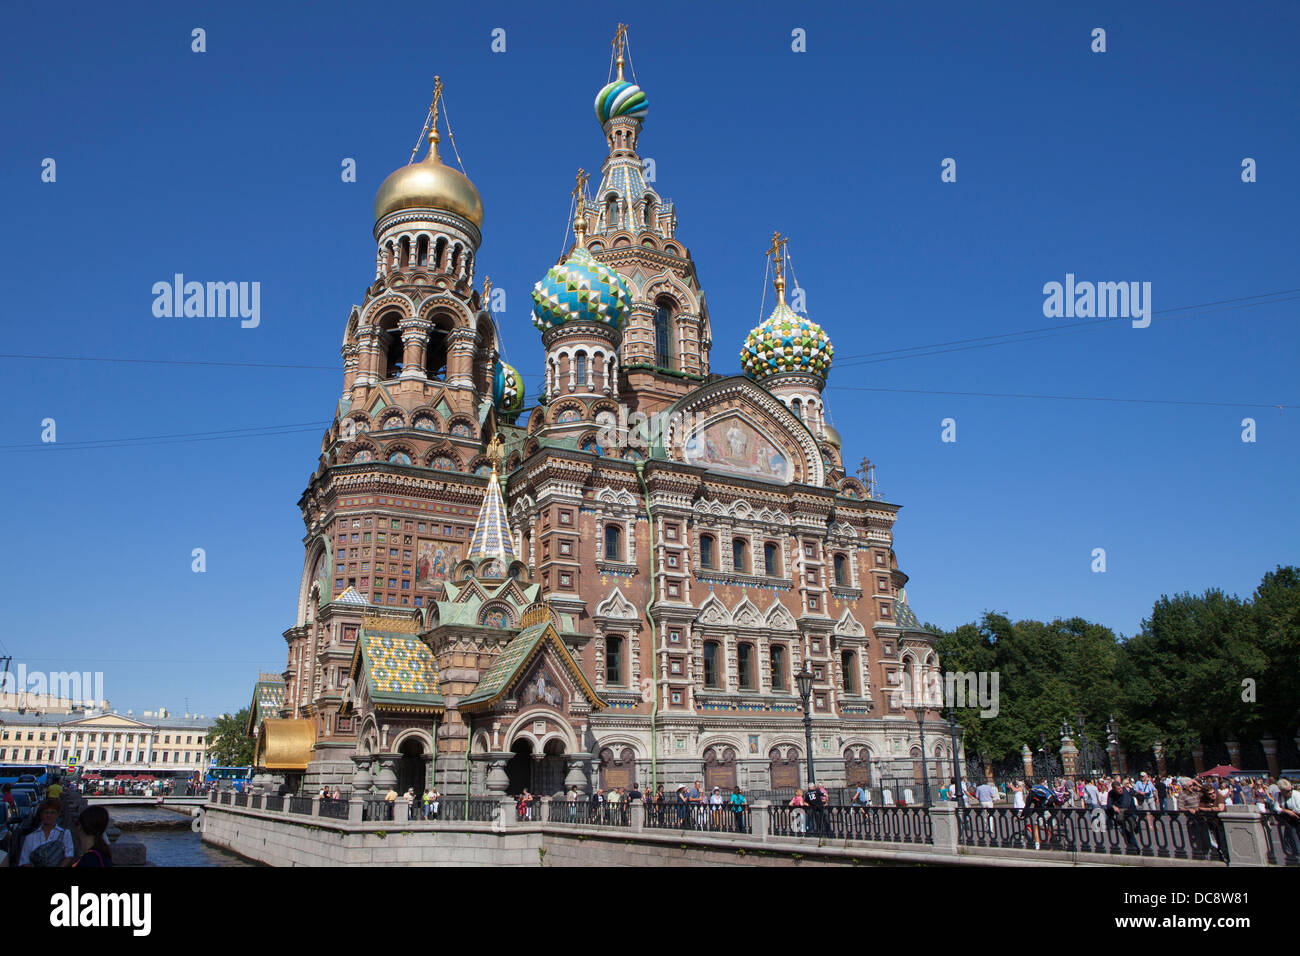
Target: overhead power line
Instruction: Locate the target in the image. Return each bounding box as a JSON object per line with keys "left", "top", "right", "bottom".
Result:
{"left": 827, "top": 384, "right": 1296, "bottom": 410}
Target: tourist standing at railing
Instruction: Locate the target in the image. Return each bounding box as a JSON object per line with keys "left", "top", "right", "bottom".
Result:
{"left": 590, "top": 787, "right": 604, "bottom": 824}
{"left": 675, "top": 786, "right": 689, "bottom": 826}
{"left": 628, "top": 782, "right": 642, "bottom": 803}
{"left": 607, "top": 786, "right": 622, "bottom": 824}
{"left": 853, "top": 783, "right": 870, "bottom": 811}
{"left": 789, "top": 789, "right": 807, "bottom": 833}
{"left": 565, "top": 785, "right": 578, "bottom": 822}
{"left": 1107, "top": 780, "right": 1140, "bottom": 852}
{"left": 729, "top": 786, "right": 747, "bottom": 832}
{"left": 1009, "top": 780, "right": 1024, "bottom": 811}
{"left": 1083, "top": 777, "right": 1100, "bottom": 810}
{"left": 1275, "top": 779, "right": 1300, "bottom": 857}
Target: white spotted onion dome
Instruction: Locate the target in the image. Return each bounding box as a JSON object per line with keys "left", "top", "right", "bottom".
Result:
{"left": 740, "top": 301, "right": 834, "bottom": 381}
{"left": 531, "top": 247, "right": 631, "bottom": 332}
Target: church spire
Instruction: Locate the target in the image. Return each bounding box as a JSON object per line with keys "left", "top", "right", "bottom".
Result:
{"left": 466, "top": 436, "right": 515, "bottom": 565}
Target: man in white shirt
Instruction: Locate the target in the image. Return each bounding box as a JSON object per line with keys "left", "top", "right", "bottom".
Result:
{"left": 1084, "top": 779, "right": 1100, "bottom": 808}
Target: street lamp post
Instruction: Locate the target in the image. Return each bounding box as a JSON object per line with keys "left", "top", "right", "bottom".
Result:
{"left": 797, "top": 664, "right": 816, "bottom": 786}
{"left": 947, "top": 705, "right": 965, "bottom": 808}
{"left": 1107, "top": 714, "right": 1122, "bottom": 776}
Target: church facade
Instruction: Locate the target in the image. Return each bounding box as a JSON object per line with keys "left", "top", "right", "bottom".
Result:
{"left": 255, "top": 34, "right": 953, "bottom": 800}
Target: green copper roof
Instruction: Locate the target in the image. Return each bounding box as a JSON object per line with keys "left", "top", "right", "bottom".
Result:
{"left": 459, "top": 620, "right": 604, "bottom": 712}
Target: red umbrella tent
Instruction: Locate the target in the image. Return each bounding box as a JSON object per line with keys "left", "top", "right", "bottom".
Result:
{"left": 1201, "top": 765, "right": 1242, "bottom": 778}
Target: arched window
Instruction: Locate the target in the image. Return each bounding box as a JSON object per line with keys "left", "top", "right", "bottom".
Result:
{"left": 842, "top": 650, "right": 858, "bottom": 695}
{"left": 703, "top": 641, "right": 721, "bottom": 688}
{"left": 605, "top": 635, "right": 624, "bottom": 686}
{"left": 434, "top": 237, "right": 447, "bottom": 271}
{"left": 653, "top": 298, "right": 674, "bottom": 369}
{"left": 575, "top": 351, "right": 588, "bottom": 387}
{"left": 378, "top": 313, "right": 403, "bottom": 379}
{"left": 732, "top": 537, "right": 749, "bottom": 573}
{"left": 604, "top": 523, "right": 622, "bottom": 562}
{"left": 416, "top": 236, "right": 428, "bottom": 266}
{"left": 399, "top": 237, "right": 410, "bottom": 269}
{"left": 834, "top": 553, "right": 848, "bottom": 587}
{"left": 770, "top": 644, "right": 787, "bottom": 691}
{"left": 737, "top": 643, "right": 756, "bottom": 690}
{"left": 764, "top": 542, "right": 779, "bottom": 577}
{"left": 604, "top": 194, "right": 619, "bottom": 230}
{"left": 699, "top": 535, "right": 716, "bottom": 569}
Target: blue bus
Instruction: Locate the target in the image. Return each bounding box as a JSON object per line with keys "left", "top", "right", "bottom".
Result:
{"left": 0, "top": 764, "right": 50, "bottom": 787}
{"left": 205, "top": 766, "right": 253, "bottom": 790}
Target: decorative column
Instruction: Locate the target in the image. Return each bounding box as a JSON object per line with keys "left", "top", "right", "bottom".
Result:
{"left": 372, "top": 756, "right": 398, "bottom": 791}
{"left": 1225, "top": 738, "right": 1242, "bottom": 769}
{"left": 484, "top": 753, "right": 511, "bottom": 794}
{"left": 1262, "top": 735, "right": 1280, "bottom": 779}
{"left": 1021, "top": 744, "right": 1033, "bottom": 780}
{"left": 399, "top": 319, "right": 431, "bottom": 380}
{"left": 1060, "top": 736, "right": 1078, "bottom": 778}
{"left": 1154, "top": 741, "right": 1167, "bottom": 778}
{"left": 565, "top": 756, "right": 590, "bottom": 794}
{"left": 446, "top": 327, "right": 479, "bottom": 390}
{"left": 351, "top": 755, "right": 373, "bottom": 793}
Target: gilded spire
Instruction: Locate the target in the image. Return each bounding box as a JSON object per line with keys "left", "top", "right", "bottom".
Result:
{"left": 572, "top": 168, "right": 590, "bottom": 247}
{"left": 467, "top": 438, "right": 515, "bottom": 564}
{"left": 613, "top": 23, "right": 628, "bottom": 81}
{"left": 426, "top": 76, "right": 444, "bottom": 162}
{"left": 766, "top": 230, "right": 788, "bottom": 305}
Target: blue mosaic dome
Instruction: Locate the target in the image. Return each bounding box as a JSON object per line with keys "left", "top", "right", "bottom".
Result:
{"left": 531, "top": 247, "right": 631, "bottom": 333}
{"left": 740, "top": 301, "right": 834, "bottom": 381}
{"left": 493, "top": 359, "right": 524, "bottom": 414}
{"left": 595, "top": 79, "right": 648, "bottom": 125}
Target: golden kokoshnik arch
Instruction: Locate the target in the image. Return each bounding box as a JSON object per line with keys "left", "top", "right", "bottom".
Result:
{"left": 665, "top": 376, "right": 824, "bottom": 487}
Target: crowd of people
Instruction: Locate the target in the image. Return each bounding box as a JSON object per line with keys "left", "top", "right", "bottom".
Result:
{"left": 2, "top": 778, "right": 117, "bottom": 868}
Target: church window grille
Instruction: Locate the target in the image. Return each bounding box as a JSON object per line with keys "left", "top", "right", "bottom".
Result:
{"left": 699, "top": 535, "right": 716, "bottom": 569}
{"left": 732, "top": 538, "right": 749, "bottom": 573}
{"left": 737, "top": 643, "right": 756, "bottom": 690}
{"left": 834, "top": 553, "right": 848, "bottom": 587}
{"left": 605, "top": 636, "right": 624, "bottom": 686}
{"left": 653, "top": 299, "right": 674, "bottom": 369}
{"left": 703, "top": 641, "right": 721, "bottom": 689}
{"left": 764, "top": 542, "right": 779, "bottom": 576}
{"left": 604, "top": 523, "right": 623, "bottom": 561}
{"left": 842, "top": 651, "right": 858, "bottom": 695}
{"left": 770, "top": 644, "right": 788, "bottom": 691}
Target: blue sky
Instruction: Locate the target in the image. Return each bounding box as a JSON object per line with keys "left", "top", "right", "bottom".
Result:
{"left": 1, "top": 1, "right": 1296, "bottom": 717}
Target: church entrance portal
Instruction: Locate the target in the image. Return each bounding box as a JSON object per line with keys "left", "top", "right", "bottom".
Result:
{"left": 396, "top": 738, "right": 427, "bottom": 795}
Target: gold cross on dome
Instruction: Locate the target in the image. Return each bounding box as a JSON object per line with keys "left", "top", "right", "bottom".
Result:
{"left": 765, "top": 230, "right": 787, "bottom": 264}
{"left": 486, "top": 434, "right": 504, "bottom": 471}
{"left": 572, "top": 168, "right": 589, "bottom": 200}
{"left": 482, "top": 275, "right": 492, "bottom": 304}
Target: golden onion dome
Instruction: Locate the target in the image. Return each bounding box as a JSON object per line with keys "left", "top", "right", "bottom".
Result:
{"left": 373, "top": 130, "right": 483, "bottom": 229}
{"left": 823, "top": 423, "right": 842, "bottom": 449}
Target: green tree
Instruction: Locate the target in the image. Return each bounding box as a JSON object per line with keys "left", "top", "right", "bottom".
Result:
{"left": 206, "top": 708, "right": 255, "bottom": 766}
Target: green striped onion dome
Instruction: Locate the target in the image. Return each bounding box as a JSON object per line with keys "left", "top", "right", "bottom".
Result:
{"left": 531, "top": 247, "right": 631, "bottom": 332}
{"left": 740, "top": 301, "right": 834, "bottom": 381}
{"left": 595, "top": 79, "right": 648, "bottom": 124}
{"left": 493, "top": 359, "right": 524, "bottom": 414}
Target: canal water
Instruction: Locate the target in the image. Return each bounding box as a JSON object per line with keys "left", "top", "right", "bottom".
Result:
{"left": 109, "top": 807, "right": 256, "bottom": 867}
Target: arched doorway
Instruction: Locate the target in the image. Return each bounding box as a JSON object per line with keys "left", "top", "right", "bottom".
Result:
{"left": 538, "top": 739, "right": 567, "bottom": 796}
{"left": 844, "top": 747, "right": 873, "bottom": 789}
{"left": 396, "top": 738, "right": 426, "bottom": 795}
{"left": 703, "top": 745, "right": 737, "bottom": 793}
{"left": 768, "top": 747, "right": 800, "bottom": 790}
{"left": 505, "top": 738, "right": 533, "bottom": 795}
{"left": 599, "top": 746, "right": 636, "bottom": 791}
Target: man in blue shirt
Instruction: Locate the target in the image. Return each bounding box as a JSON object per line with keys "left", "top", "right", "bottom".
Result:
{"left": 1133, "top": 772, "right": 1156, "bottom": 810}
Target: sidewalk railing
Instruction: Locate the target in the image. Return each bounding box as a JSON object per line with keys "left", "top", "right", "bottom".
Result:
{"left": 769, "top": 805, "right": 932, "bottom": 844}
{"left": 547, "top": 800, "right": 630, "bottom": 826}
{"left": 1261, "top": 813, "right": 1300, "bottom": 866}
{"left": 645, "top": 802, "right": 751, "bottom": 834}
{"left": 958, "top": 807, "right": 1229, "bottom": 862}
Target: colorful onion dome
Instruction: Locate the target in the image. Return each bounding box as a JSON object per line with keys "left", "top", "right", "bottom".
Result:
{"left": 740, "top": 301, "right": 834, "bottom": 381}
{"left": 531, "top": 246, "right": 631, "bottom": 332}
{"left": 594, "top": 79, "right": 648, "bottom": 125}
{"left": 493, "top": 359, "right": 524, "bottom": 414}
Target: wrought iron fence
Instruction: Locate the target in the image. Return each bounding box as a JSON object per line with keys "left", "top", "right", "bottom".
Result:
{"left": 645, "top": 802, "right": 751, "bottom": 834}
{"left": 547, "top": 799, "right": 630, "bottom": 826}
{"left": 319, "top": 797, "right": 349, "bottom": 820}
{"left": 288, "top": 795, "right": 314, "bottom": 815}
{"left": 439, "top": 797, "right": 500, "bottom": 823}
{"left": 1262, "top": 814, "right": 1300, "bottom": 866}
{"left": 768, "top": 805, "right": 932, "bottom": 844}
{"left": 957, "top": 806, "right": 1229, "bottom": 862}
{"left": 361, "top": 798, "right": 394, "bottom": 822}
